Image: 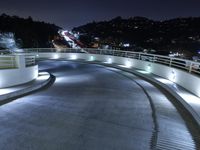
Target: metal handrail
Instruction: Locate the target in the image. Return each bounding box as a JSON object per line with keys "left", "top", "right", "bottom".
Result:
{"left": 25, "top": 55, "right": 36, "bottom": 67}
{"left": 0, "top": 55, "right": 17, "bottom": 69}
{"left": 1, "top": 48, "right": 200, "bottom": 75}
{"left": 0, "top": 54, "right": 36, "bottom": 69}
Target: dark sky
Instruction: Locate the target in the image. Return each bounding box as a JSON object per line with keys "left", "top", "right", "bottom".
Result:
{"left": 0, "top": 0, "right": 200, "bottom": 29}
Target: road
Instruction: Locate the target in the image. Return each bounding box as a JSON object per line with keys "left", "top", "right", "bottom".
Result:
{"left": 0, "top": 60, "right": 198, "bottom": 150}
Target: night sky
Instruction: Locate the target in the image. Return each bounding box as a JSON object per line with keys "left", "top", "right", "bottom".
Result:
{"left": 0, "top": 0, "right": 200, "bottom": 29}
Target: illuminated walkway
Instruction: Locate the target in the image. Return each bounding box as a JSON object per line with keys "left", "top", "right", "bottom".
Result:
{"left": 0, "top": 60, "right": 199, "bottom": 150}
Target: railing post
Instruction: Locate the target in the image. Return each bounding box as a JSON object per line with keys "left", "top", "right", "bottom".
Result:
{"left": 169, "top": 58, "right": 172, "bottom": 67}
{"left": 125, "top": 51, "right": 128, "bottom": 58}
{"left": 15, "top": 55, "right": 25, "bottom": 68}
{"left": 138, "top": 53, "right": 141, "bottom": 60}
{"left": 189, "top": 62, "right": 193, "bottom": 73}
{"left": 11, "top": 56, "right": 15, "bottom": 68}
{"left": 153, "top": 56, "right": 156, "bottom": 63}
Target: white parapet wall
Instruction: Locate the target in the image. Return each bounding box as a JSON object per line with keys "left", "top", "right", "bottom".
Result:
{"left": 0, "top": 55, "right": 38, "bottom": 88}
{"left": 37, "top": 52, "right": 200, "bottom": 97}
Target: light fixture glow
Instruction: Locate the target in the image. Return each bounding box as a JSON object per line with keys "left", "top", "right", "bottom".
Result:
{"left": 89, "top": 56, "right": 94, "bottom": 61}
{"left": 177, "top": 92, "right": 200, "bottom": 106}
{"left": 37, "top": 72, "right": 50, "bottom": 81}
{"left": 107, "top": 58, "right": 112, "bottom": 64}
{"left": 71, "top": 54, "right": 77, "bottom": 60}
{"left": 155, "top": 77, "right": 174, "bottom": 85}
{"left": 147, "top": 64, "right": 151, "bottom": 72}
{"left": 53, "top": 54, "right": 59, "bottom": 59}
{"left": 0, "top": 88, "right": 16, "bottom": 95}
{"left": 137, "top": 70, "right": 150, "bottom": 74}
{"left": 125, "top": 60, "right": 132, "bottom": 68}
{"left": 170, "top": 70, "right": 176, "bottom": 82}
{"left": 39, "top": 72, "right": 49, "bottom": 76}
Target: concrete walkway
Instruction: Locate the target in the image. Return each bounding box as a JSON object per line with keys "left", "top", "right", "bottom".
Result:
{"left": 103, "top": 66, "right": 200, "bottom": 149}
{"left": 0, "top": 60, "right": 198, "bottom": 150}
{"left": 109, "top": 63, "right": 200, "bottom": 127}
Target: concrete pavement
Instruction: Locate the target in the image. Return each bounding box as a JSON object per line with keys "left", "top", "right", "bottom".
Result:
{"left": 0, "top": 60, "right": 198, "bottom": 150}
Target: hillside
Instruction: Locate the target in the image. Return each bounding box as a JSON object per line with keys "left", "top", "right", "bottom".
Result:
{"left": 0, "top": 13, "right": 61, "bottom": 48}
{"left": 73, "top": 16, "right": 200, "bottom": 55}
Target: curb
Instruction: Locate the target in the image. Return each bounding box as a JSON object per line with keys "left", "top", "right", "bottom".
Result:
{"left": 77, "top": 60, "right": 200, "bottom": 127}
{"left": 0, "top": 72, "right": 54, "bottom": 105}
{"left": 107, "top": 64, "right": 200, "bottom": 127}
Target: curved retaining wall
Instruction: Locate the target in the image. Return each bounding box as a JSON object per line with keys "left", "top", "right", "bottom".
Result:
{"left": 36, "top": 52, "right": 200, "bottom": 97}
{"left": 0, "top": 65, "right": 38, "bottom": 88}
{"left": 0, "top": 72, "right": 51, "bottom": 104}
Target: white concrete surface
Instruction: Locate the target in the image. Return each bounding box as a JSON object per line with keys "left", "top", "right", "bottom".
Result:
{"left": 0, "top": 72, "right": 51, "bottom": 102}
{"left": 0, "top": 55, "right": 38, "bottom": 88}
{"left": 36, "top": 52, "right": 200, "bottom": 97}
{"left": 0, "top": 60, "right": 197, "bottom": 150}
{"left": 0, "top": 65, "right": 38, "bottom": 88}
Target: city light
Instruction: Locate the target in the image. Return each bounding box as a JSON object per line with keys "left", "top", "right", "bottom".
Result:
{"left": 123, "top": 43, "right": 130, "bottom": 47}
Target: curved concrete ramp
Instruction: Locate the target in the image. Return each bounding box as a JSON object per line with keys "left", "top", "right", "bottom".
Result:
{"left": 0, "top": 60, "right": 198, "bottom": 150}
